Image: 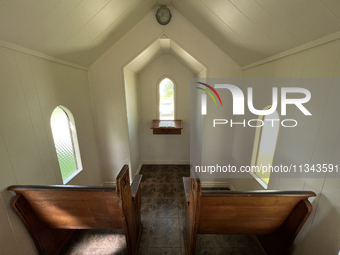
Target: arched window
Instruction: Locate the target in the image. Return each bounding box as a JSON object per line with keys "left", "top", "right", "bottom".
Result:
{"left": 251, "top": 108, "right": 280, "bottom": 189}
{"left": 159, "top": 78, "right": 175, "bottom": 120}
{"left": 51, "top": 106, "right": 82, "bottom": 184}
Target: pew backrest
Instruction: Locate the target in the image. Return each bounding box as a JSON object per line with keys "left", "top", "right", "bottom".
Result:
{"left": 8, "top": 185, "right": 121, "bottom": 229}
{"left": 8, "top": 165, "right": 143, "bottom": 255}
{"left": 199, "top": 190, "right": 315, "bottom": 235}
{"left": 183, "top": 172, "right": 316, "bottom": 255}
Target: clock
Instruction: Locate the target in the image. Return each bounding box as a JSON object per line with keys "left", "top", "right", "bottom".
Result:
{"left": 156, "top": 6, "right": 171, "bottom": 25}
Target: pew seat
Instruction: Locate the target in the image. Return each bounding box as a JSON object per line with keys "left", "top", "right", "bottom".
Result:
{"left": 8, "top": 165, "right": 142, "bottom": 255}
{"left": 183, "top": 173, "right": 316, "bottom": 255}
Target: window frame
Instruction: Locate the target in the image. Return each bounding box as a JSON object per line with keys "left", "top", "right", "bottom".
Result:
{"left": 250, "top": 106, "right": 280, "bottom": 189}
{"left": 50, "top": 105, "right": 83, "bottom": 184}
{"left": 157, "top": 76, "right": 176, "bottom": 120}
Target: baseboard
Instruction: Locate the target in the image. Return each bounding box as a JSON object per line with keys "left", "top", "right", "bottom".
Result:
{"left": 142, "top": 160, "right": 190, "bottom": 165}
{"left": 201, "top": 182, "right": 234, "bottom": 190}
{"left": 102, "top": 182, "right": 116, "bottom": 187}
{"left": 228, "top": 183, "right": 235, "bottom": 191}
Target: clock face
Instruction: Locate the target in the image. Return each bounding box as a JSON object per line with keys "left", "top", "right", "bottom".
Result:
{"left": 156, "top": 6, "right": 171, "bottom": 25}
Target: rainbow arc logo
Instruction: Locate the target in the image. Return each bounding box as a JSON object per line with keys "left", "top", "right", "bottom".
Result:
{"left": 196, "top": 82, "right": 222, "bottom": 106}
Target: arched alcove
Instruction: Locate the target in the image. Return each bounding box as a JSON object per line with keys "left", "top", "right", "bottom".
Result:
{"left": 123, "top": 34, "right": 207, "bottom": 177}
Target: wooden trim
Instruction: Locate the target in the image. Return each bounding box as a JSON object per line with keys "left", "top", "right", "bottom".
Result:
{"left": 201, "top": 190, "right": 316, "bottom": 197}
{"left": 151, "top": 120, "right": 183, "bottom": 135}
{"left": 183, "top": 227, "right": 189, "bottom": 255}
{"left": 116, "top": 165, "right": 143, "bottom": 255}
{"left": 183, "top": 168, "right": 201, "bottom": 254}
{"left": 242, "top": 31, "right": 340, "bottom": 70}
{"left": 0, "top": 39, "right": 88, "bottom": 71}
{"left": 8, "top": 185, "right": 115, "bottom": 192}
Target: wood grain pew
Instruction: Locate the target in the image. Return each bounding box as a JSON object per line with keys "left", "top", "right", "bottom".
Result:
{"left": 7, "top": 165, "right": 143, "bottom": 255}
{"left": 182, "top": 172, "right": 316, "bottom": 255}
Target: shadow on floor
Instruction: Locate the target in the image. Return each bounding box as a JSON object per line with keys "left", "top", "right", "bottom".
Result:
{"left": 61, "top": 165, "right": 264, "bottom": 255}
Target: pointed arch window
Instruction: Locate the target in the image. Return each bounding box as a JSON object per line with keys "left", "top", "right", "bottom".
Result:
{"left": 159, "top": 78, "right": 175, "bottom": 120}
{"left": 51, "top": 106, "right": 82, "bottom": 184}
{"left": 250, "top": 108, "right": 280, "bottom": 189}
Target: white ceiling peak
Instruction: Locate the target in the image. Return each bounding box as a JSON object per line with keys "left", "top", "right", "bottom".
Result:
{"left": 160, "top": 34, "right": 170, "bottom": 39}
{"left": 125, "top": 34, "right": 205, "bottom": 75}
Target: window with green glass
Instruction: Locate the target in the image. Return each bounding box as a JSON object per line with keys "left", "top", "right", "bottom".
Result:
{"left": 159, "top": 78, "right": 175, "bottom": 120}
{"left": 51, "top": 106, "right": 82, "bottom": 184}
{"left": 251, "top": 109, "right": 280, "bottom": 188}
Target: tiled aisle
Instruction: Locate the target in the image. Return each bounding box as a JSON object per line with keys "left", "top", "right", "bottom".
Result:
{"left": 62, "top": 165, "right": 264, "bottom": 255}
{"left": 138, "top": 165, "right": 264, "bottom": 255}
{"left": 138, "top": 165, "right": 189, "bottom": 255}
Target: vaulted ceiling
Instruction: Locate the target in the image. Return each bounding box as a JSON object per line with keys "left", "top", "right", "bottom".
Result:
{"left": 1, "top": 0, "right": 340, "bottom": 67}
{"left": 125, "top": 34, "right": 205, "bottom": 75}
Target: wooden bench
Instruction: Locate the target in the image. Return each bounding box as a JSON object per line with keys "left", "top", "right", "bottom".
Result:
{"left": 7, "top": 165, "right": 143, "bottom": 255}
{"left": 182, "top": 172, "right": 316, "bottom": 255}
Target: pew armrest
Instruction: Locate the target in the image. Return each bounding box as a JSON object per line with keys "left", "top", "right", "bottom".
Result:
{"left": 183, "top": 177, "right": 191, "bottom": 204}
{"left": 131, "top": 174, "right": 142, "bottom": 199}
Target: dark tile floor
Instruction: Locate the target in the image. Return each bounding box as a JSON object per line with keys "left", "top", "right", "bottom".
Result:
{"left": 61, "top": 165, "right": 265, "bottom": 255}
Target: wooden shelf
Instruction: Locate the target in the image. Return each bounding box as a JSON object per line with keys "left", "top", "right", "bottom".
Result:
{"left": 151, "top": 120, "right": 183, "bottom": 135}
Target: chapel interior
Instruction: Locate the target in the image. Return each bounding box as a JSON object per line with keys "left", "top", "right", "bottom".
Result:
{"left": 1, "top": 1, "right": 340, "bottom": 255}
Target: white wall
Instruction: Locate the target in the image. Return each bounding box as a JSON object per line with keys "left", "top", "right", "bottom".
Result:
{"left": 138, "top": 55, "right": 193, "bottom": 163}
{"left": 88, "top": 7, "right": 241, "bottom": 181}
{"left": 0, "top": 47, "right": 101, "bottom": 254}
{"left": 124, "top": 69, "right": 142, "bottom": 176}
{"left": 232, "top": 39, "right": 340, "bottom": 255}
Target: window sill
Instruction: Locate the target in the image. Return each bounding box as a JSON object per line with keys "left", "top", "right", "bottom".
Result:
{"left": 63, "top": 169, "right": 82, "bottom": 184}
{"left": 249, "top": 171, "right": 268, "bottom": 189}
{"left": 151, "top": 120, "right": 183, "bottom": 135}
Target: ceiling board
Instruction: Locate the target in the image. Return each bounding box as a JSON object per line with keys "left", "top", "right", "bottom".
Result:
{"left": 229, "top": 0, "right": 299, "bottom": 51}
{"left": 276, "top": 0, "right": 340, "bottom": 38}
{"left": 320, "top": 0, "right": 340, "bottom": 21}
{"left": 254, "top": 0, "right": 313, "bottom": 44}
{"left": 173, "top": 0, "right": 340, "bottom": 66}
{"left": 0, "top": 0, "right": 339, "bottom": 67}
{"left": 0, "top": 0, "right": 62, "bottom": 43}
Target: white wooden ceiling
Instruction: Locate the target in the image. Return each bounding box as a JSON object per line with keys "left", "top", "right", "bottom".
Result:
{"left": 125, "top": 34, "right": 205, "bottom": 75}
{"left": 173, "top": 0, "right": 340, "bottom": 66}
{"left": 1, "top": 0, "right": 340, "bottom": 67}
{"left": 0, "top": 0, "right": 158, "bottom": 66}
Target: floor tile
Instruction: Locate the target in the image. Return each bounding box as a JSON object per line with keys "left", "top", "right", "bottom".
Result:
{"left": 215, "top": 247, "right": 264, "bottom": 255}
{"left": 154, "top": 198, "right": 179, "bottom": 217}
{"left": 148, "top": 218, "right": 180, "bottom": 247}
{"left": 141, "top": 183, "right": 156, "bottom": 197}
{"left": 197, "top": 234, "right": 215, "bottom": 248}
{"left": 141, "top": 197, "right": 155, "bottom": 218}
{"left": 212, "top": 235, "right": 258, "bottom": 248}
{"left": 196, "top": 247, "right": 216, "bottom": 255}
{"left": 147, "top": 248, "right": 182, "bottom": 255}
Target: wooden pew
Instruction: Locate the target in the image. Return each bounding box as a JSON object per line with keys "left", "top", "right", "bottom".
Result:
{"left": 182, "top": 172, "right": 316, "bottom": 255}
{"left": 7, "top": 165, "right": 143, "bottom": 255}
